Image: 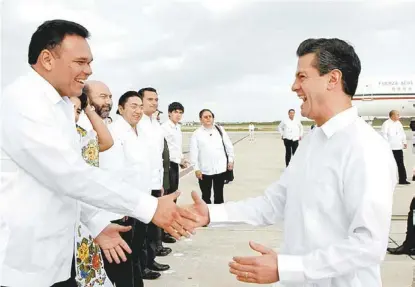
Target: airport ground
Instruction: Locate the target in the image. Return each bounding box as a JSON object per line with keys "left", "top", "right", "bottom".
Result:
{"left": 145, "top": 130, "right": 415, "bottom": 287}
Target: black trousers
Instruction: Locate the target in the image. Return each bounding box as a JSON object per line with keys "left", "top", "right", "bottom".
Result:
{"left": 402, "top": 197, "right": 415, "bottom": 247}
{"left": 392, "top": 149, "right": 407, "bottom": 183}
{"left": 168, "top": 162, "right": 180, "bottom": 195}
{"left": 102, "top": 217, "right": 143, "bottom": 287}
{"left": 198, "top": 173, "right": 225, "bottom": 204}
{"left": 146, "top": 189, "right": 163, "bottom": 266}
{"left": 283, "top": 139, "right": 299, "bottom": 167}
{"left": 132, "top": 219, "right": 149, "bottom": 274}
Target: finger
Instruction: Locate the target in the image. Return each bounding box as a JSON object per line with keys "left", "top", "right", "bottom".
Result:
{"left": 168, "top": 191, "right": 181, "bottom": 201}
{"left": 229, "top": 262, "right": 255, "bottom": 273}
{"left": 249, "top": 241, "right": 273, "bottom": 255}
{"left": 116, "top": 225, "right": 132, "bottom": 233}
{"left": 110, "top": 248, "right": 121, "bottom": 264}
{"left": 230, "top": 268, "right": 256, "bottom": 281}
{"left": 119, "top": 238, "right": 132, "bottom": 254}
{"left": 103, "top": 249, "right": 113, "bottom": 264}
{"left": 236, "top": 276, "right": 257, "bottom": 284}
{"left": 115, "top": 245, "right": 127, "bottom": 262}
{"left": 179, "top": 218, "right": 197, "bottom": 235}
{"left": 191, "top": 191, "right": 205, "bottom": 205}
{"left": 165, "top": 226, "right": 181, "bottom": 240}
{"left": 171, "top": 221, "right": 189, "bottom": 238}
{"left": 233, "top": 256, "right": 258, "bottom": 265}
{"left": 178, "top": 206, "right": 199, "bottom": 223}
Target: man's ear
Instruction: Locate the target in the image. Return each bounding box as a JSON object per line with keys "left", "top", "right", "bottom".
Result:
{"left": 327, "top": 69, "right": 342, "bottom": 91}
{"left": 38, "top": 49, "right": 55, "bottom": 71}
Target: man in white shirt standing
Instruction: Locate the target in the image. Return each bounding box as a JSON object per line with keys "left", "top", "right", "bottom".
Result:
{"left": 161, "top": 102, "right": 189, "bottom": 243}
{"left": 278, "top": 109, "right": 304, "bottom": 167}
{"left": 381, "top": 110, "right": 410, "bottom": 184}
{"left": 184, "top": 38, "right": 397, "bottom": 286}
{"left": 137, "top": 87, "right": 171, "bottom": 276}
{"left": 248, "top": 123, "right": 255, "bottom": 142}
{"left": 0, "top": 20, "right": 197, "bottom": 287}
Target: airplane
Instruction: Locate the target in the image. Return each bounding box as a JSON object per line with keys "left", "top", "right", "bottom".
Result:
{"left": 352, "top": 78, "right": 415, "bottom": 125}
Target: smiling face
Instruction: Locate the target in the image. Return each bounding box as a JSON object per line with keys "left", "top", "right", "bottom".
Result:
{"left": 39, "top": 34, "right": 93, "bottom": 98}
{"left": 291, "top": 53, "right": 331, "bottom": 125}
{"left": 119, "top": 96, "right": 143, "bottom": 127}
{"left": 87, "top": 81, "right": 113, "bottom": 119}
{"left": 142, "top": 91, "right": 158, "bottom": 116}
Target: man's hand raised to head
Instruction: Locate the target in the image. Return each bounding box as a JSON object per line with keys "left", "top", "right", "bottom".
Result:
{"left": 152, "top": 191, "right": 201, "bottom": 239}
{"left": 180, "top": 191, "right": 210, "bottom": 228}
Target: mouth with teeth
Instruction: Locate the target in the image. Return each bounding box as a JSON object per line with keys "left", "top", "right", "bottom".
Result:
{"left": 299, "top": 95, "right": 307, "bottom": 108}
{"left": 75, "top": 79, "right": 85, "bottom": 85}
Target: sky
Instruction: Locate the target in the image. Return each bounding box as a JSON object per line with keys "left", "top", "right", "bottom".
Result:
{"left": 1, "top": 0, "right": 415, "bottom": 122}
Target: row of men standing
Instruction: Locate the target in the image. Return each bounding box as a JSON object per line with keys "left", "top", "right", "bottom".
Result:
{"left": 76, "top": 83, "right": 187, "bottom": 286}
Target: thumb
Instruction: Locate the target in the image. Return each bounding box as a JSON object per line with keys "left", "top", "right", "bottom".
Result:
{"left": 116, "top": 225, "right": 132, "bottom": 233}
{"left": 191, "top": 191, "right": 204, "bottom": 205}
{"left": 168, "top": 190, "right": 181, "bottom": 200}
{"left": 249, "top": 241, "right": 272, "bottom": 255}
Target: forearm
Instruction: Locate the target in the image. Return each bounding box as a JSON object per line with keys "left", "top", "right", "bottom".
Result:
{"left": 208, "top": 181, "right": 286, "bottom": 227}
{"left": 84, "top": 107, "right": 113, "bottom": 151}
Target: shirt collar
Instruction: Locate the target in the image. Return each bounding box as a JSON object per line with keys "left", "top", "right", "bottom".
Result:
{"left": 320, "top": 106, "right": 358, "bottom": 139}
{"left": 168, "top": 119, "right": 178, "bottom": 129}
{"left": 28, "top": 66, "right": 63, "bottom": 105}
{"left": 117, "top": 116, "right": 138, "bottom": 134}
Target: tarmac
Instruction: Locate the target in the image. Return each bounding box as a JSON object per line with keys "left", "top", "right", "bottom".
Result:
{"left": 147, "top": 130, "right": 415, "bottom": 287}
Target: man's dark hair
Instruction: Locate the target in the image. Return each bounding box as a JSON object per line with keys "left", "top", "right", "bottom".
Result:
{"left": 117, "top": 91, "right": 141, "bottom": 115}
{"left": 288, "top": 109, "right": 295, "bottom": 113}
{"left": 199, "top": 109, "right": 215, "bottom": 119}
{"left": 28, "top": 19, "right": 90, "bottom": 65}
{"left": 137, "top": 87, "right": 157, "bottom": 100}
{"left": 168, "top": 102, "right": 184, "bottom": 113}
{"left": 79, "top": 92, "right": 88, "bottom": 110}
{"left": 296, "top": 38, "right": 361, "bottom": 97}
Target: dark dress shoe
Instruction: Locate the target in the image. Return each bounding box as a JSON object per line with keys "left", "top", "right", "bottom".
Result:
{"left": 412, "top": 175, "right": 415, "bottom": 181}
{"left": 149, "top": 261, "right": 170, "bottom": 271}
{"left": 156, "top": 247, "right": 172, "bottom": 256}
{"left": 142, "top": 268, "right": 161, "bottom": 280}
{"left": 163, "top": 235, "right": 177, "bottom": 243}
{"left": 387, "top": 244, "right": 415, "bottom": 255}
{"left": 399, "top": 181, "right": 411, "bottom": 185}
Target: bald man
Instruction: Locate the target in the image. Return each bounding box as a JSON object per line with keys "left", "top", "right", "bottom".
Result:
{"left": 77, "top": 81, "right": 113, "bottom": 130}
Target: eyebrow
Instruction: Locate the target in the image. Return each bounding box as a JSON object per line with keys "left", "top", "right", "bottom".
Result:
{"left": 100, "top": 93, "right": 112, "bottom": 97}
{"left": 75, "top": 57, "right": 93, "bottom": 63}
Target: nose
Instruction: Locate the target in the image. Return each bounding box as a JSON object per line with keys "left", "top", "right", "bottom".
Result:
{"left": 84, "top": 63, "right": 92, "bottom": 77}
{"left": 291, "top": 79, "right": 300, "bottom": 92}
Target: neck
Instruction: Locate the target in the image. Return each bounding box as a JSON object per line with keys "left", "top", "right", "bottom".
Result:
{"left": 315, "top": 94, "right": 352, "bottom": 127}
{"left": 203, "top": 124, "right": 213, "bottom": 129}
{"left": 32, "top": 65, "right": 65, "bottom": 97}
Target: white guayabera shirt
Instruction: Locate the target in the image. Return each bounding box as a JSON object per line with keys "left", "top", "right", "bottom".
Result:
{"left": 0, "top": 68, "right": 158, "bottom": 287}
{"left": 208, "top": 107, "right": 397, "bottom": 287}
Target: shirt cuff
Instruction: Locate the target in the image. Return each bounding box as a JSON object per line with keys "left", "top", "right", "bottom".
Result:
{"left": 86, "top": 210, "right": 123, "bottom": 238}
{"left": 278, "top": 254, "right": 305, "bottom": 283}
{"left": 228, "top": 156, "right": 234, "bottom": 163}
{"left": 132, "top": 193, "right": 158, "bottom": 224}
{"left": 207, "top": 204, "right": 228, "bottom": 224}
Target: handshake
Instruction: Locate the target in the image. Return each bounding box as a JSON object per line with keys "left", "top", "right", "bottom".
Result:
{"left": 96, "top": 191, "right": 209, "bottom": 264}
{"left": 152, "top": 190, "right": 209, "bottom": 239}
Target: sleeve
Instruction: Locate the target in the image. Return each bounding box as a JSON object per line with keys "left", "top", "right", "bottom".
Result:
{"left": 278, "top": 120, "right": 284, "bottom": 134}
{"left": 208, "top": 174, "right": 288, "bottom": 227}
{"left": 221, "top": 127, "right": 234, "bottom": 163}
{"left": 380, "top": 121, "right": 388, "bottom": 140}
{"left": 189, "top": 131, "right": 200, "bottom": 171}
{"left": 400, "top": 122, "right": 407, "bottom": 145}
{"left": 80, "top": 203, "right": 122, "bottom": 237}
{"left": 277, "top": 144, "right": 396, "bottom": 284}
{"left": 1, "top": 106, "right": 158, "bottom": 224}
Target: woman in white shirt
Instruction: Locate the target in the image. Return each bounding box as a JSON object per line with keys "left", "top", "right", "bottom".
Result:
{"left": 190, "top": 109, "right": 234, "bottom": 204}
